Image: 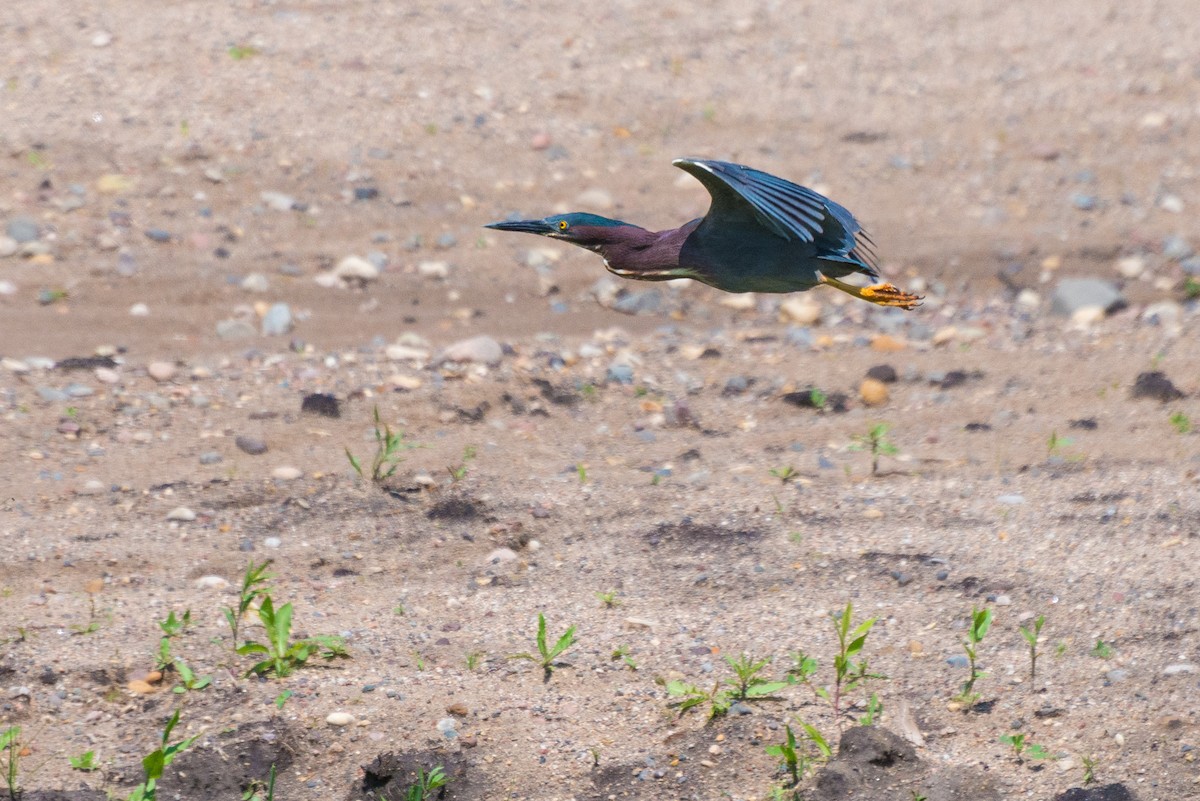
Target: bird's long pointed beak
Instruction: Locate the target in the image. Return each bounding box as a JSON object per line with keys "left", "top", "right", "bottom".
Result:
{"left": 484, "top": 219, "right": 558, "bottom": 236}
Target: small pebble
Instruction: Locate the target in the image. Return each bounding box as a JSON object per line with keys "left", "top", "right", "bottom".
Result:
{"left": 272, "top": 466, "right": 302, "bottom": 481}
{"left": 147, "top": 361, "right": 177, "bottom": 382}
{"left": 235, "top": 436, "right": 268, "bottom": 455}
{"left": 194, "top": 575, "right": 229, "bottom": 590}
{"left": 166, "top": 507, "right": 196, "bottom": 521}
{"left": 326, "top": 712, "right": 355, "bottom": 727}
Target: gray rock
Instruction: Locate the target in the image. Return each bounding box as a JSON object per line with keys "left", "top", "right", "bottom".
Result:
{"left": 144, "top": 228, "right": 171, "bottom": 243}
{"left": 1050, "top": 278, "right": 1125, "bottom": 316}
{"left": 611, "top": 289, "right": 662, "bottom": 315}
{"left": 1163, "top": 663, "right": 1197, "bottom": 676}
{"left": 6, "top": 217, "right": 38, "bottom": 243}
{"left": 261, "top": 303, "right": 294, "bottom": 336}
{"left": 997, "top": 494, "right": 1025, "bottom": 505}
{"left": 216, "top": 319, "right": 257, "bottom": 340}
{"left": 1163, "top": 235, "right": 1193, "bottom": 262}
{"left": 1105, "top": 669, "right": 1129, "bottom": 684}
{"left": 439, "top": 335, "right": 503, "bottom": 366}
{"left": 36, "top": 386, "right": 69, "bottom": 403}
{"left": 199, "top": 452, "right": 223, "bottom": 465}
{"left": 435, "top": 232, "right": 458, "bottom": 249}
{"left": 1181, "top": 256, "right": 1200, "bottom": 276}
{"left": 945, "top": 654, "right": 970, "bottom": 668}
{"left": 606, "top": 362, "right": 634, "bottom": 384}
{"left": 1071, "top": 193, "right": 1097, "bottom": 211}
{"left": 235, "top": 435, "right": 268, "bottom": 455}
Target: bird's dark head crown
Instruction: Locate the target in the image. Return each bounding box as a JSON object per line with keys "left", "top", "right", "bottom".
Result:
{"left": 485, "top": 212, "right": 638, "bottom": 246}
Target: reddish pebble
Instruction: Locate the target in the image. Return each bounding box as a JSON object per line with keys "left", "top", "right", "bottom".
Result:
{"left": 530, "top": 132, "right": 552, "bottom": 150}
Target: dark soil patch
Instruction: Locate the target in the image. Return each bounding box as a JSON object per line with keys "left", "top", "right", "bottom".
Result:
{"left": 356, "top": 748, "right": 477, "bottom": 801}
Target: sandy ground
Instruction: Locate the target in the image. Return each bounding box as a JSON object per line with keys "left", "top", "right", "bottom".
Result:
{"left": 2, "top": 1, "right": 1200, "bottom": 799}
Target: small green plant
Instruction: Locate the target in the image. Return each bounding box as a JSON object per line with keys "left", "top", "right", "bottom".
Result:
{"left": 1047, "top": 430, "right": 1073, "bottom": 457}
{"left": 237, "top": 596, "right": 349, "bottom": 678}
{"left": 788, "top": 604, "right": 882, "bottom": 724}
{"left": 405, "top": 765, "right": 448, "bottom": 801}
{"left": 911, "top": 793, "right": 929, "bottom": 801}
{"left": 765, "top": 723, "right": 803, "bottom": 787}
{"left": 1020, "top": 615, "right": 1045, "bottom": 681}
{"left": 228, "top": 43, "right": 260, "bottom": 60}
{"left": 1081, "top": 754, "right": 1098, "bottom": 784}
{"left": 509, "top": 613, "right": 577, "bottom": 678}
{"left": 346, "top": 406, "right": 418, "bottom": 482}
{"left": 1055, "top": 641, "right": 1068, "bottom": 658}
{"left": 664, "top": 680, "right": 732, "bottom": 722}
{"left": 595, "top": 589, "right": 621, "bottom": 608}
{"left": 465, "top": 651, "right": 483, "bottom": 671}
{"left": 154, "top": 638, "right": 175, "bottom": 673}
{"left": 2, "top": 726, "right": 21, "bottom": 799}
{"left": 809, "top": 388, "right": 827, "bottom": 409}
{"left": 223, "top": 559, "right": 272, "bottom": 648}
{"left": 1185, "top": 276, "right": 1200, "bottom": 300}
{"left": 242, "top": 764, "right": 276, "bottom": 801}
{"left": 412, "top": 651, "right": 426, "bottom": 671}
{"left": 172, "top": 658, "right": 211, "bottom": 694}
{"left": 765, "top": 721, "right": 830, "bottom": 789}
{"left": 447, "top": 445, "right": 477, "bottom": 482}
{"left": 124, "top": 709, "right": 199, "bottom": 801}
{"left": 999, "top": 732, "right": 1049, "bottom": 762}
{"left": 611, "top": 645, "right": 637, "bottom": 671}
{"left": 274, "top": 690, "right": 293, "bottom": 710}
{"left": 158, "top": 610, "right": 191, "bottom": 638}
{"left": 1169, "top": 412, "right": 1192, "bottom": 434}
{"left": 858, "top": 693, "right": 883, "bottom": 726}
{"left": 69, "top": 750, "right": 98, "bottom": 771}
{"left": 770, "top": 466, "right": 798, "bottom": 485}
{"left": 1090, "top": 639, "right": 1114, "bottom": 660}
{"left": 723, "top": 653, "right": 787, "bottom": 701}
{"left": 955, "top": 607, "right": 993, "bottom": 706}
{"left": 575, "top": 463, "right": 588, "bottom": 483}
{"left": 850, "top": 423, "right": 899, "bottom": 476}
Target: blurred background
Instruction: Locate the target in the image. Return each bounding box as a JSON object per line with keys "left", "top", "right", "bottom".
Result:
{"left": 2, "top": 0, "right": 1198, "bottom": 354}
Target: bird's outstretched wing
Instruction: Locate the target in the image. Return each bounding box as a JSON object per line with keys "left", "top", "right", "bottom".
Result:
{"left": 673, "top": 158, "right": 878, "bottom": 274}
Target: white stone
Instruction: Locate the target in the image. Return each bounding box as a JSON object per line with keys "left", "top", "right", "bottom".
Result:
{"left": 440, "top": 335, "right": 503, "bottom": 365}
{"left": 779, "top": 296, "right": 821, "bottom": 325}
{"left": 272, "top": 466, "right": 302, "bottom": 481}
{"left": 326, "top": 712, "right": 355, "bottom": 727}
{"left": 241, "top": 273, "right": 270, "bottom": 292}
{"left": 417, "top": 260, "right": 450, "bottom": 279}
{"left": 1115, "top": 256, "right": 1146, "bottom": 279}
{"left": 385, "top": 344, "right": 430, "bottom": 362}
{"left": 166, "top": 506, "right": 196, "bottom": 521}
{"left": 2, "top": 357, "right": 29, "bottom": 373}
{"left": 332, "top": 255, "right": 380, "bottom": 283}
{"left": 148, "top": 361, "right": 177, "bottom": 382}
{"left": 1071, "top": 305, "right": 1106, "bottom": 326}
{"left": 194, "top": 575, "right": 229, "bottom": 590}
{"left": 0, "top": 236, "right": 18, "bottom": 257}
{"left": 484, "top": 548, "right": 518, "bottom": 564}
{"left": 91, "top": 31, "right": 112, "bottom": 47}
{"left": 94, "top": 367, "right": 120, "bottom": 384}
{"left": 260, "top": 191, "right": 296, "bottom": 211}
{"left": 129, "top": 303, "right": 149, "bottom": 317}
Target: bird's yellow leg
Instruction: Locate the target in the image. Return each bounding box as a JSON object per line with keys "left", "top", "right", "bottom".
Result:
{"left": 818, "top": 274, "right": 924, "bottom": 310}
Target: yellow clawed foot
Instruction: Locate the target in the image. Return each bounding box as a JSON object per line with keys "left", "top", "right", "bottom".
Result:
{"left": 819, "top": 275, "right": 924, "bottom": 310}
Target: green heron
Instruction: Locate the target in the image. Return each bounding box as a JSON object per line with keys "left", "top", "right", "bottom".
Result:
{"left": 486, "top": 158, "right": 921, "bottom": 309}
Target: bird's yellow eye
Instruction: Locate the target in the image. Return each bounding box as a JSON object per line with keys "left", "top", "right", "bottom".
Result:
{"left": 558, "top": 220, "right": 569, "bottom": 231}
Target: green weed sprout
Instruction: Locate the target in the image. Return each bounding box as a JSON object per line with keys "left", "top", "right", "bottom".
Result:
{"left": 509, "top": 613, "right": 577, "bottom": 679}
{"left": 595, "top": 590, "right": 621, "bottom": 608}
{"left": 1169, "top": 412, "right": 1192, "bottom": 434}
{"left": 850, "top": 423, "right": 899, "bottom": 476}
{"left": 447, "top": 445, "right": 477, "bottom": 482}
{"left": 611, "top": 645, "right": 637, "bottom": 671}
{"left": 238, "top": 597, "right": 349, "bottom": 678}
{"left": 242, "top": 764, "right": 276, "bottom": 801}
{"left": 999, "top": 732, "right": 1049, "bottom": 762}
{"left": 1090, "top": 639, "right": 1114, "bottom": 659}
{"left": 788, "top": 604, "right": 882, "bottom": 724}
{"left": 858, "top": 693, "right": 883, "bottom": 726}
{"left": 1081, "top": 754, "right": 1098, "bottom": 785}
{"left": 405, "top": 766, "right": 448, "bottom": 801}
{"left": 158, "top": 610, "right": 191, "bottom": 638}
{"left": 2, "top": 726, "right": 21, "bottom": 799}
{"left": 124, "top": 709, "right": 199, "bottom": 801}
{"left": 69, "top": 750, "right": 98, "bottom": 771}
{"left": 955, "top": 607, "right": 993, "bottom": 706}
{"left": 223, "top": 559, "right": 272, "bottom": 648}
{"left": 765, "top": 721, "right": 831, "bottom": 789}
{"left": 1020, "top": 614, "right": 1045, "bottom": 681}
{"left": 172, "top": 658, "right": 211, "bottom": 694}
{"left": 723, "top": 653, "right": 787, "bottom": 701}
{"left": 770, "top": 466, "right": 798, "bottom": 485}
{"left": 465, "top": 651, "right": 483, "bottom": 671}
{"left": 664, "top": 680, "right": 732, "bottom": 722}
{"left": 346, "top": 405, "right": 418, "bottom": 482}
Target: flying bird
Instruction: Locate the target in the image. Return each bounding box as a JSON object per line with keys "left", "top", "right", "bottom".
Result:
{"left": 486, "top": 158, "right": 921, "bottom": 309}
